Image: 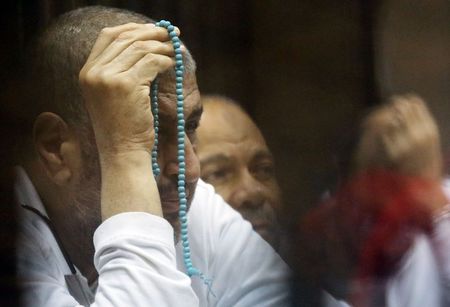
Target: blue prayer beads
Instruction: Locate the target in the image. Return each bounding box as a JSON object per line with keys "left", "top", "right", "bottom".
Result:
{"left": 150, "top": 19, "right": 200, "bottom": 278}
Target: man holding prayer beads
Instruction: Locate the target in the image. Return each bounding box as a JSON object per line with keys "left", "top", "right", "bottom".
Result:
{"left": 14, "top": 5, "right": 289, "bottom": 306}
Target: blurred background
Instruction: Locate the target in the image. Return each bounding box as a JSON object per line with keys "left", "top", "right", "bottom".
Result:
{"left": 0, "top": 0, "right": 449, "bottom": 304}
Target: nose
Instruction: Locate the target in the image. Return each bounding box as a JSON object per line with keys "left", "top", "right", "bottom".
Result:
{"left": 229, "top": 170, "right": 265, "bottom": 210}
{"left": 159, "top": 133, "right": 200, "bottom": 184}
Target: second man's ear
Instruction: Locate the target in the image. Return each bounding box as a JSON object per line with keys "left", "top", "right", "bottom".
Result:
{"left": 33, "top": 112, "right": 81, "bottom": 186}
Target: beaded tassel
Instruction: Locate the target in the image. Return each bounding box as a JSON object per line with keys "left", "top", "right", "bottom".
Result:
{"left": 150, "top": 20, "right": 201, "bottom": 279}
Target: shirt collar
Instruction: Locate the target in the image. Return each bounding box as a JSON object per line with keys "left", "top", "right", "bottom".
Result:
{"left": 14, "top": 165, "right": 49, "bottom": 218}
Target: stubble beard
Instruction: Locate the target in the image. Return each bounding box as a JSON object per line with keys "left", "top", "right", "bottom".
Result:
{"left": 159, "top": 180, "right": 197, "bottom": 243}
{"left": 239, "top": 202, "right": 281, "bottom": 248}
{"left": 67, "top": 131, "right": 102, "bottom": 284}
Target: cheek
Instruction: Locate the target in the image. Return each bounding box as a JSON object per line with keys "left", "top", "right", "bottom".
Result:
{"left": 264, "top": 182, "right": 282, "bottom": 209}
{"left": 217, "top": 186, "right": 234, "bottom": 204}
{"left": 185, "top": 144, "right": 201, "bottom": 180}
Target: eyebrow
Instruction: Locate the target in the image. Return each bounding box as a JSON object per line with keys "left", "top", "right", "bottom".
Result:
{"left": 251, "top": 149, "right": 274, "bottom": 162}
{"left": 186, "top": 105, "right": 203, "bottom": 121}
{"left": 158, "top": 103, "right": 203, "bottom": 125}
{"left": 200, "top": 154, "right": 231, "bottom": 166}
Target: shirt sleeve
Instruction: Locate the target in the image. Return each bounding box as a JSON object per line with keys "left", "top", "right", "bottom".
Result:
{"left": 19, "top": 212, "right": 199, "bottom": 307}
{"left": 91, "top": 212, "right": 199, "bottom": 307}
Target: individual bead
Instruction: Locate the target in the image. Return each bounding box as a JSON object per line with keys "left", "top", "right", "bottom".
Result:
{"left": 175, "top": 54, "right": 183, "bottom": 61}
{"left": 169, "top": 31, "right": 177, "bottom": 38}
{"left": 179, "top": 162, "right": 186, "bottom": 168}
{"left": 187, "top": 267, "right": 198, "bottom": 277}
{"left": 176, "top": 76, "right": 183, "bottom": 83}
{"left": 167, "top": 25, "right": 174, "bottom": 32}
{"left": 176, "top": 83, "right": 183, "bottom": 89}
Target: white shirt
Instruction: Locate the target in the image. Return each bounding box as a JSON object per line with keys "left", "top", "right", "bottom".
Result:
{"left": 15, "top": 167, "right": 290, "bottom": 306}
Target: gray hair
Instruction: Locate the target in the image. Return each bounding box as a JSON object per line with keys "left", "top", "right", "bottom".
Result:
{"left": 25, "top": 5, "right": 196, "bottom": 129}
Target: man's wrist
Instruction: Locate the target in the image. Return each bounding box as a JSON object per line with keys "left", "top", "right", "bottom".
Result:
{"left": 99, "top": 150, "right": 153, "bottom": 174}
{"left": 99, "top": 149, "right": 162, "bottom": 221}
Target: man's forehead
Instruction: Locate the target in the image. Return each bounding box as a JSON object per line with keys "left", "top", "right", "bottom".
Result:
{"left": 157, "top": 78, "right": 201, "bottom": 119}
{"left": 200, "top": 114, "right": 266, "bottom": 146}
{"left": 199, "top": 146, "right": 273, "bottom": 168}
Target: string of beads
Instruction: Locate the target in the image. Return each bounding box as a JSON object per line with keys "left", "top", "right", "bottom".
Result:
{"left": 150, "top": 19, "right": 200, "bottom": 278}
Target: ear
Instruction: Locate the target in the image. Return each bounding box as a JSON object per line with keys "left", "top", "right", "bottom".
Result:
{"left": 33, "top": 112, "right": 79, "bottom": 186}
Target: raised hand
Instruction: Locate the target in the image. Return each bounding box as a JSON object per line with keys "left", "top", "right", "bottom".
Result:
{"left": 80, "top": 23, "right": 178, "bottom": 157}
{"left": 79, "top": 23, "right": 179, "bottom": 220}
{"left": 357, "top": 94, "right": 442, "bottom": 180}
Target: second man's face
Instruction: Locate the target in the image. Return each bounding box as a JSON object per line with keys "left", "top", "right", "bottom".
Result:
{"left": 196, "top": 102, "right": 282, "bottom": 243}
